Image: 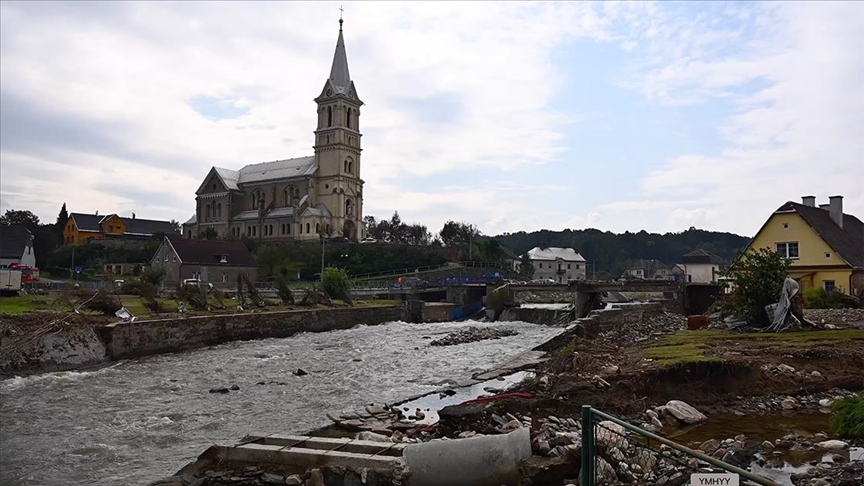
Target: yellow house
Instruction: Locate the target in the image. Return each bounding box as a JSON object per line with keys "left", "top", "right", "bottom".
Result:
{"left": 64, "top": 212, "right": 177, "bottom": 245}
{"left": 744, "top": 195, "right": 863, "bottom": 297}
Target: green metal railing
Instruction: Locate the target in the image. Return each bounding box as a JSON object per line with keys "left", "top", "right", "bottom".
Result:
{"left": 580, "top": 405, "right": 781, "bottom": 486}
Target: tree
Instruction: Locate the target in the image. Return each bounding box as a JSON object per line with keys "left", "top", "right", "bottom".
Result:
{"left": 322, "top": 266, "right": 352, "bottom": 304}
{"left": 55, "top": 203, "right": 69, "bottom": 235}
{"left": 439, "top": 221, "right": 478, "bottom": 248}
{"left": 170, "top": 219, "right": 181, "bottom": 234}
{"left": 519, "top": 253, "right": 535, "bottom": 280}
{"left": 721, "top": 247, "right": 791, "bottom": 326}
{"left": 0, "top": 209, "right": 40, "bottom": 230}
{"left": 201, "top": 227, "right": 218, "bottom": 240}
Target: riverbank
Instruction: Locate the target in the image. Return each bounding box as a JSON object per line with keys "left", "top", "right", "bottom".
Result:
{"left": 0, "top": 303, "right": 407, "bottom": 376}
{"left": 161, "top": 308, "right": 864, "bottom": 486}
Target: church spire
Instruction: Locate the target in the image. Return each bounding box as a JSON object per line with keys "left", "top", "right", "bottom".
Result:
{"left": 328, "top": 16, "right": 351, "bottom": 91}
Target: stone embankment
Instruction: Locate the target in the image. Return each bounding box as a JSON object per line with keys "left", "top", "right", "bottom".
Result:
{"left": 0, "top": 305, "right": 405, "bottom": 375}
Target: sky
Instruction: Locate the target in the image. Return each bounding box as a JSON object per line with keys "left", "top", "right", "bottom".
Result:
{"left": 1, "top": 1, "right": 862, "bottom": 238}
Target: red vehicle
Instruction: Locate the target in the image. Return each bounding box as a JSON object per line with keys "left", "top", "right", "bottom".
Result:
{"left": 9, "top": 264, "right": 39, "bottom": 283}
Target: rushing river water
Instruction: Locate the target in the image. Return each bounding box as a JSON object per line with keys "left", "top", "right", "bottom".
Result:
{"left": 0, "top": 320, "right": 559, "bottom": 486}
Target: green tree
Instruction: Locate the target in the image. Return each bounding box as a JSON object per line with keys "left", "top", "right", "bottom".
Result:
{"left": 201, "top": 227, "right": 218, "bottom": 240}
{"left": 169, "top": 219, "right": 181, "bottom": 234}
{"left": 519, "top": 253, "right": 535, "bottom": 280}
{"left": 0, "top": 209, "right": 40, "bottom": 229}
{"left": 55, "top": 203, "right": 69, "bottom": 235}
{"left": 721, "top": 247, "right": 791, "bottom": 326}
{"left": 322, "top": 266, "right": 352, "bottom": 304}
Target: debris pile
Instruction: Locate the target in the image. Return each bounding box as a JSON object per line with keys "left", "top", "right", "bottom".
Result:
{"left": 804, "top": 308, "right": 864, "bottom": 326}
{"left": 430, "top": 327, "right": 518, "bottom": 346}
{"left": 595, "top": 311, "right": 686, "bottom": 345}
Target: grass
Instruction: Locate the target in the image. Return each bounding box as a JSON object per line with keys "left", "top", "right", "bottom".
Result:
{"left": 831, "top": 393, "right": 864, "bottom": 439}
{"left": 645, "top": 329, "right": 864, "bottom": 367}
{"left": 1, "top": 293, "right": 404, "bottom": 318}
{"left": 0, "top": 296, "right": 39, "bottom": 314}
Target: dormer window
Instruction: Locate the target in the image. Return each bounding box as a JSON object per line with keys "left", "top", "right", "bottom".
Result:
{"left": 218, "top": 254, "right": 228, "bottom": 264}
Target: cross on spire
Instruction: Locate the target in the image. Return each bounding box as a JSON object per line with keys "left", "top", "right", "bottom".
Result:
{"left": 339, "top": 5, "right": 344, "bottom": 30}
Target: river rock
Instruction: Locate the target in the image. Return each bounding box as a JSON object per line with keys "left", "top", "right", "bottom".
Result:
{"left": 818, "top": 398, "right": 833, "bottom": 408}
{"left": 781, "top": 396, "right": 798, "bottom": 410}
{"left": 596, "top": 421, "right": 626, "bottom": 448}
{"left": 659, "top": 400, "right": 707, "bottom": 424}
{"left": 776, "top": 364, "right": 796, "bottom": 374}
{"left": 762, "top": 440, "right": 774, "bottom": 450}
{"left": 632, "top": 449, "right": 657, "bottom": 473}
{"left": 260, "top": 473, "right": 284, "bottom": 484}
{"left": 365, "top": 404, "right": 387, "bottom": 415}
{"left": 307, "top": 469, "right": 325, "bottom": 486}
{"left": 284, "top": 475, "right": 303, "bottom": 486}
{"left": 230, "top": 384, "right": 239, "bottom": 391}
{"left": 499, "top": 419, "right": 522, "bottom": 433}
{"left": 209, "top": 387, "right": 229, "bottom": 394}
{"left": 817, "top": 440, "right": 849, "bottom": 450}
{"left": 293, "top": 368, "right": 308, "bottom": 376}
{"left": 357, "top": 431, "right": 391, "bottom": 443}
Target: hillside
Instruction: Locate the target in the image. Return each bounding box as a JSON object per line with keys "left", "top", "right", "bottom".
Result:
{"left": 494, "top": 228, "right": 750, "bottom": 279}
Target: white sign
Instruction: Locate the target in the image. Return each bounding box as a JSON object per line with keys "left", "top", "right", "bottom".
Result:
{"left": 690, "top": 473, "right": 740, "bottom": 486}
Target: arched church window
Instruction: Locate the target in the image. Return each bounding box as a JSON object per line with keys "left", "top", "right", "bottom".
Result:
{"left": 251, "top": 189, "right": 264, "bottom": 209}
{"left": 306, "top": 223, "right": 311, "bottom": 233}
{"left": 346, "top": 108, "right": 351, "bottom": 129}
{"left": 216, "top": 204, "right": 222, "bottom": 217}
{"left": 316, "top": 223, "right": 320, "bottom": 234}
{"left": 345, "top": 199, "right": 354, "bottom": 217}
{"left": 348, "top": 161, "right": 353, "bottom": 173}
{"left": 205, "top": 204, "right": 211, "bottom": 219}
{"left": 327, "top": 106, "right": 332, "bottom": 127}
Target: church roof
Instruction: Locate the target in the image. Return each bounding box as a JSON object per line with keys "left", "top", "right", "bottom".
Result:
{"left": 212, "top": 156, "right": 317, "bottom": 190}
{"left": 328, "top": 24, "right": 351, "bottom": 93}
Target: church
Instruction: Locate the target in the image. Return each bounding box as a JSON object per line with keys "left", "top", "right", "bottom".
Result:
{"left": 183, "top": 20, "right": 365, "bottom": 242}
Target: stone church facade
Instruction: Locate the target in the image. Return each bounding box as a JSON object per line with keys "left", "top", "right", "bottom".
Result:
{"left": 184, "top": 21, "right": 364, "bottom": 242}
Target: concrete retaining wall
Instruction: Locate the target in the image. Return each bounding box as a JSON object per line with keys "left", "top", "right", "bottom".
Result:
{"left": 100, "top": 306, "right": 406, "bottom": 361}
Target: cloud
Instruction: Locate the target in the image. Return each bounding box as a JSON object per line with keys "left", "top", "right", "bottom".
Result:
{"left": 0, "top": 1, "right": 861, "bottom": 239}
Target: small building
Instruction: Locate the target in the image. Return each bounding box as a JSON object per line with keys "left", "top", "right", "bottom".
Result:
{"left": 149, "top": 236, "right": 258, "bottom": 286}
{"left": 743, "top": 195, "right": 863, "bottom": 296}
{"left": 64, "top": 212, "right": 179, "bottom": 245}
{"left": 682, "top": 249, "right": 724, "bottom": 284}
{"left": 670, "top": 263, "right": 687, "bottom": 283}
{"left": 522, "top": 247, "right": 587, "bottom": 283}
{"left": 623, "top": 259, "right": 673, "bottom": 280}
{"left": 0, "top": 225, "right": 36, "bottom": 268}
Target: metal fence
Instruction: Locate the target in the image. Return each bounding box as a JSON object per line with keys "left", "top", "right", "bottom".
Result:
{"left": 580, "top": 406, "right": 780, "bottom": 486}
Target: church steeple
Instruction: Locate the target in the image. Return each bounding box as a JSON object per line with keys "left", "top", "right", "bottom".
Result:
{"left": 328, "top": 19, "right": 351, "bottom": 91}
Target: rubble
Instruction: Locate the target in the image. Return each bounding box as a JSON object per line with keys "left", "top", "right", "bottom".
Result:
{"left": 430, "top": 327, "right": 518, "bottom": 346}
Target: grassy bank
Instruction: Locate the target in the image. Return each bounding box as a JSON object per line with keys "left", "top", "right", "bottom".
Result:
{"left": 646, "top": 329, "right": 864, "bottom": 366}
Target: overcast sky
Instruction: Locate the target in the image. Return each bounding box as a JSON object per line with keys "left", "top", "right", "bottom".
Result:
{"left": 1, "top": 1, "right": 862, "bottom": 237}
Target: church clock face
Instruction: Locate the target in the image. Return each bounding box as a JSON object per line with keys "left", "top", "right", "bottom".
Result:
{"left": 326, "top": 89, "right": 333, "bottom": 97}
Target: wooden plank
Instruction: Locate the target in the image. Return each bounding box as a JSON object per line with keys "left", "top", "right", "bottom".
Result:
{"left": 227, "top": 444, "right": 403, "bottom": 470}
{"left": 245, "top": 434, "right": 406, "bottom": 457}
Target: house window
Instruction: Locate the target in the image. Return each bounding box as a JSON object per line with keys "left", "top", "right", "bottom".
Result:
{"left": 538, "top": 263, "right": 543, "bottom": 269}
{"left": 222, "top": 273, "right": 227, "bottom": 283}
{"left": 172, "top": 255, "right": 176, "bottom": 263}
{"left": 252, "top": 226, "right": 257, "bottom": 236}
{"left": 782, "top": 223, "right": 789, "bottom": 229}
{"left": 776, "top": 242, "right": 799, "bottom": 259}
{"left": 286, "top": 224, "right": 291, "bottom": 235}
{"left": 216, "top": 204, "right": 222, "bottom": 218}
{"left": 823, "top": 280, "right": 836, "bottom": 292}
{"left": 825, "top": 253, "right": 831, "bottom": 259}
{"left": 576, "top": 264, "right": 581, "bottom": 270}
{"left": 567, "top": 264, "right": 571, "bottom": 269}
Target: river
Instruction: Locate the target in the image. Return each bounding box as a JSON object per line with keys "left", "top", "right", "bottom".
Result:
{"left": 0, "top": 320, "right": 560, "bottom": 486}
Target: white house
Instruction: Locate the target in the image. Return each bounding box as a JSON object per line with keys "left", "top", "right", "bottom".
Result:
{"left": 682, "top": 249, "right": 724, "bottom": 283}
{"left": 0, "top": 225, "right": 36, "bottom": 269}
{"left": 522, "top": 247, "right": 587, "bottom": 283}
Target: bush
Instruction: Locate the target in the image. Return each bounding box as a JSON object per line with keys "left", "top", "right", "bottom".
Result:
{"left": 831, "top": 393, "right": 864, "bottom": 439}
{"left": 721, "top": 248, "right": 791, "bottom": 326}
{"left": 140, "top": 267, "right": 166, "bottom": 286}
{"left": 804, "top": 287, "right": 860, "bottom": 309}
{"left": 322, "top": 267, "right": 352, "bottom": 304}
{"left": 175, "top": 284, "right": 208, "bottom": 311}
{"left": 79, "top": 292, "right": 123, "bottom": 316}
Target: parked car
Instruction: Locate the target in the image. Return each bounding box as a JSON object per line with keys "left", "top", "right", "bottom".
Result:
{"left": 182, "top": 279, "right": 214, "bottom": 292}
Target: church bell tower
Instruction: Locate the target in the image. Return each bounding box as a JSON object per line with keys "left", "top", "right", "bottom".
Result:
{"left": 313, "top": 17, "right": 364, "bottom": 240}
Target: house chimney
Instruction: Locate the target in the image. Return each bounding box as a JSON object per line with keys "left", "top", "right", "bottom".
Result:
{"left": 132, "top": 212, "right": 136, "bottom": 220}
{"left": 801, "top": 196, "right": 816, "bottom": 207}
{"left": 829, "top": 195, "right": 844, "bottom": 228}
{"left": 819, "top": 204, "right": 830, "bottom": 210}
